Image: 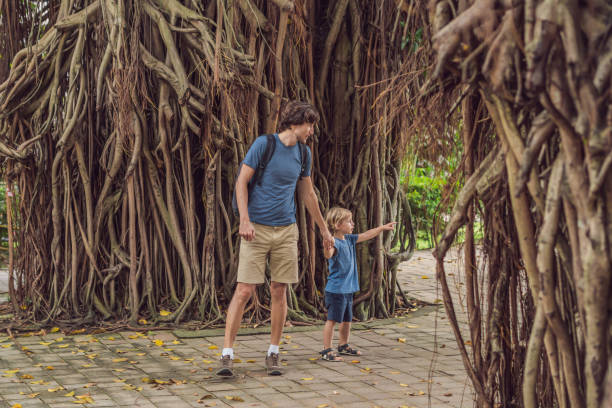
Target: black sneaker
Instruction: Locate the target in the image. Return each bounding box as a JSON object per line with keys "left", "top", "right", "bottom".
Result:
{"left": 265, "top": 352, "right": 282, "bottom": 376}
{"left": 216, "top": 355, "right": 234, "bottom": 377}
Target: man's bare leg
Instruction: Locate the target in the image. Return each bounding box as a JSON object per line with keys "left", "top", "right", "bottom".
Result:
{"left": 223, "top": 283, "right": 256, "bottom": 348}
{"left": 269, "top": 282, "right": 287, "bottom": 346}
{"left": 217, "top": 283, "right": 255, "bottom": 377}
{"left": 265, "top": 282, "right": 287, "bottom": 375}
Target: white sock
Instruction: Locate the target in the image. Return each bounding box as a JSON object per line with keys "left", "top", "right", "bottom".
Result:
{"left": 267, "top": 344, "right": 279, "bottom": 356}
{"left": 222, "top": 348, "right": 234, "bottom": 359}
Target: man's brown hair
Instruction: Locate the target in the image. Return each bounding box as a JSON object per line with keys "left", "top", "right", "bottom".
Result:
{"left": 278, "top": 100, "right": 320, "bottom": 132}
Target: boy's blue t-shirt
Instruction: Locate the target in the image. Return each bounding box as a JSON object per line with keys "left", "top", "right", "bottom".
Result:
{"left": 243, "top": 134, "right": 312, "bottom": 226}
{"left": 325, "top": 234, "right": 359, "bottom": 294}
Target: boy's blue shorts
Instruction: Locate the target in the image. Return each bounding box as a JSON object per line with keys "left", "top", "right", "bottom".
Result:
{"left": 324, "top": 291, "right": 353, "bottom": 323}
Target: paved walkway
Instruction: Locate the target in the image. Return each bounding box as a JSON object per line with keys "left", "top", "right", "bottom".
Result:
{"left": 0, "top": 250, "right": 473, "bottom": 408}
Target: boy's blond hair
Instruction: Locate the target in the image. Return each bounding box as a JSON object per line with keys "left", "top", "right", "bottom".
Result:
{"left": 325, "top": 207, "right": 352, "bottom": 234}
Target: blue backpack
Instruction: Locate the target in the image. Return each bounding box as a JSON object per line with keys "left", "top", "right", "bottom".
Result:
{"left": 231, "top": 134, "right": 308, "bottom": 217}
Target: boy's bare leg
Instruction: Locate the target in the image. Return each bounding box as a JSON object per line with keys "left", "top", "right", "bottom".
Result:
{"left": 269, "top": 282, "right": 287, "bottom": 346}
{"left": 323, "top": 320, "right": 336, "bottom": 349}
{"left": 223, "top": 283, "right": 256, "bottom": 348}
{"left": 338, "top": 322, "right": 351, "bottom": 346}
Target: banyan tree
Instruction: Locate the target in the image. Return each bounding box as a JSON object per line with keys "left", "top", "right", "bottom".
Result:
{"left": 0, "top": 1, "right": 418, "bottom": 326}
{"left": 415, "top": 0, "right": 612, "bottom": 406}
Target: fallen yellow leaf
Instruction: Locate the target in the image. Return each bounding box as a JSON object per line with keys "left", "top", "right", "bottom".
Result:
{"left": 153, "top": 340, "right": 164, "bottom": 346}
{"left": 172, "top": 340, "right": 181, "bottom": 345}
{"left": 45, "top": 366, "right": 54, "bottom": 370}
{"left": 21, "top": 374, "right": 33, "bottom": 379}
{"left": 421, "top": 275, "right": 429, "bottom": 279}
{"left": 317, "top": 405, "right": 329, "bottom": 408}
{"left": 39, "top": 341, "right": 52, "bottom": 346}
{"left": 400, "top": 383, "right": 409, "bottom": 387}
{"left": 159, "top": 310, "right": 171, "bottom": 316}
{"left": 64, "top": 391, "right": 75, "bottom": 397}
{"left": 27, "top": 393, "right": 40, "bottom": 398}
{"left": 202, "top": 359, "right": 213, "bottom": 364}
{"left": 308, "top": 357, "right": 317, "bottom": 361}
{"left": 398, "top": 338, "right": 406, "bottom": 343}
{"left": 11, "top": 404, "right": 22, "bottom": 408}
{"left": 4, "top": 369, "right": 19, "bottom": 374}
{"left": 75, "top": 395, "right": 94, "bottom": 403}
{"left": 113, "top": 378, "right": 126, "bottom": 383}
{"left": 208, "top": 345, "right": 218, "bottom": 350}
{"left": 224, "top": 396, "right": 244, "bottom": 402}
{"left": 246, "top": 359, "right": 256, "bottom": 363}
{"left": 50, "top": 327, "right": 60, "bottom": 333}
{"left": 58, "top": 344, "right": 69, "bottom": 348}
{"left": 170, "top": 356, "right": 181, "bottom": 361}
{"left": 406, "top": 325, "right": 419, "bottom": 329}
{"left": 113, "top": 358, "right": 127, "bottom": 363}
{"left": 301, "top": 377, "right": 313, "bottom": 381}
{"left": 351, "top": 360, "right": 360, "bottom": 363}
{"left": 138, "top": 319, "right": 148, "bottom": 325}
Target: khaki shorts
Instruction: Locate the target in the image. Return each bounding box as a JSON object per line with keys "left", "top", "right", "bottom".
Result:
{"left": 237, "top": 223, "right": 299, "bottom": 284}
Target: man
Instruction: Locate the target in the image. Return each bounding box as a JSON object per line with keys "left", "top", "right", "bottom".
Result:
{"left": 217, "top": 101, "right": 333, "bottom": 377}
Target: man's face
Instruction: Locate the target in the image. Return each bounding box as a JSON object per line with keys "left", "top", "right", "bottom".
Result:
{"left": 293, "top": 122, "right": 315, "bottom": 143}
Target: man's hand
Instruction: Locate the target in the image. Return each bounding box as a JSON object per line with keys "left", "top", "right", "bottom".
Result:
{"left": 322, "top": 229, "right": 334, "bottom": 251}
{"left": 381, "top": 222, "right": 397, "bottom": 231}
{"left": 240, "top": 220, "right": 255, "bottom": 241}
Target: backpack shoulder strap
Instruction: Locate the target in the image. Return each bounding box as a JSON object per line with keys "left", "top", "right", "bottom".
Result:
{"left": 298, "top": 142, "right": 308, "bottom": 178}
{"left": 261, "top": 134, "right": 276, "bottom": 167}
{"left": 253, "top": 134, "right": 276, "bottom": 185}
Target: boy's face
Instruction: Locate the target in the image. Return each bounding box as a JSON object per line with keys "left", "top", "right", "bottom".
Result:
{"left": 292, "top": 122, "right": 315, "bottom": 143}
{"left": 336, "top": 216, "right": 354, "bottom": 235}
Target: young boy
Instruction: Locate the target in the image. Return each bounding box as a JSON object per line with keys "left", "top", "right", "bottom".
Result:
{"left": 320, "top": 207, "right": 396, "bottom": 361}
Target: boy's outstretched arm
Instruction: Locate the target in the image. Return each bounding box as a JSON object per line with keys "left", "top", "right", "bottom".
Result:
{"left": 356, "top": 222, "right": 397, "bottom": 243}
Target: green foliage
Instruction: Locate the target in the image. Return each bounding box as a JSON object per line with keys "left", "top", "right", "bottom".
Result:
{"left": 0, "top": 183, "right": 11, "bottom": 265}
{"left": 400, "top": 24, "right": 423, "bottom": 52}
{"left": 404, "top": 164, "right": 446, "bottom": 249}
{"left": 402, "top": 128, "right": 465, "bottom": 250}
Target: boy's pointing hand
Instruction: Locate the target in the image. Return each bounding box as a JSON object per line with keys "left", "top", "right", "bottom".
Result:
{"left": 382, "top": 222, "right": 397, "bottom": 231}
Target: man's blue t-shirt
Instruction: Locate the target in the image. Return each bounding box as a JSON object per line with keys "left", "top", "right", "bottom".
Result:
{"left": 325, "top": 234, "right": 359, "bottom": 294}
{"left": 243, "top": 134, "right": 312, "bottom": 226}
